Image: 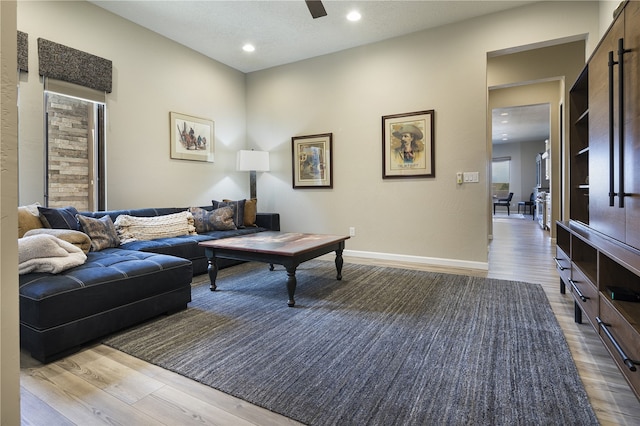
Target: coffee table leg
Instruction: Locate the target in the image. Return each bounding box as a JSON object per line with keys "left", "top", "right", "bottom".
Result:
{"left": 207, "top": 256, "right": 219, "bottom": 291}
{"left": 335, "top": 248, "right": 344, "bottom": 280}
{"left": 286, "top": 267, "right": 297, "bottom": 307}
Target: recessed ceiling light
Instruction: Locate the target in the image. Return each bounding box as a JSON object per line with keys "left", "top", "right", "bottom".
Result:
{"left": 501, "top": 120, "right": 509, "bottom": 124}
{"left": 242, "top": 44, "right": 255, "bottom": 52}
{"left": 347, "top": 11, "right": 361, "bottom": 22}
{"left": 500, "top": 112, "right": 509, "bottom": 116}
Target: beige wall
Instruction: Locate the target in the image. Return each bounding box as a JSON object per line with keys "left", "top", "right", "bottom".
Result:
{"left": 1, "top": 1, "right": 20, "bottom": 423}
{"left": 18, "top": 1, "right": 249, "bottom": 209}
{"left": 247, "top": 1, "right": 599, "bottom": 268}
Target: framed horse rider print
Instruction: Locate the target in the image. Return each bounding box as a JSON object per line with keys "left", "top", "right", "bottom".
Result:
{"left": 382, "top": 109, "right": 435, "bottom": 179}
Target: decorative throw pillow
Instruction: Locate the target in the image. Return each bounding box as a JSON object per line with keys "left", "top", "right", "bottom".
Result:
{"left": 38, "top": 206, "right": 81, "bottom": 231}
{"left": 77, "top": 215, "right": 120, "bottom": 251}
{"left": 209, "top": 206, "right": 237, "bottom": 231}
{"left": 114, "top": 211, "right": 196, "bottom": 244}
{"left": 24, "top": 228, "right": 92, "bottom": 254}
{"left": 189, "top": 206, "right": 236, "bottom": 233}
{"left": 225, "top": 198, "right": 257, "bottom": 227}
{"left": 212, "top": 199, "right": 245, "bottom": 229}
{"left": 18, "top": 203, "right": 44, "bottom": 237}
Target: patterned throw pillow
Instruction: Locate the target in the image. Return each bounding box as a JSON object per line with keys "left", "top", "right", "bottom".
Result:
{"left": 77, "top": 215, "right": 120, "bottom": 251}
{"left": 188, "top": 206, "right": 236, "bottom": 232}
{"left": 212, "top": 199, "right": 245, "bottom": 229}
{"left": 209, "top": 206, "right": 236, "bottom": 231}
{"left": 38, "top": 206, "right": 81, "bottom": 230}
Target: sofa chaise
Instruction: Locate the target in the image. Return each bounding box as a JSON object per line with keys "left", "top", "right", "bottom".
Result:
{"left": 18, "top": 204, "right": 280, "bottom": 363}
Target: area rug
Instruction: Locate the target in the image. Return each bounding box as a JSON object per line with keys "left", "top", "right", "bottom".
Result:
{"left": 104, "top": 260, "right": 598, "bottom": 425}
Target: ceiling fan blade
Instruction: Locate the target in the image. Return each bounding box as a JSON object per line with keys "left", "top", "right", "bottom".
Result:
{"left": 305, "top": 0, "right": 327, "bottom": 19}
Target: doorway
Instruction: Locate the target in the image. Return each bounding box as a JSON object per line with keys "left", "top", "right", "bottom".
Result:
{"left": 488, "top": 81, "right": 560, "bottom": 241}
{"left": 491, "top": 102, "right": 550, "bottom": 221}
{"left": 486, "top": 38, "right": 586, "bottom": 241}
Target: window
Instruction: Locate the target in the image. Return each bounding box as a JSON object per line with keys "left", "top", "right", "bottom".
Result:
{"left": 492, "top": 157, "right": 510, "bottom": 198}
{"left": 45, "top": 89, "right": 105, "bottom": 211}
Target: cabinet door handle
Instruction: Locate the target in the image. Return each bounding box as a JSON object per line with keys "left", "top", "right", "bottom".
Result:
{"left": 608, "top": 49, "right": 616, "bottom": 207}
{"left": 568, "top": 279, "right": 589, "bottom": 302}
{"left": 609, "top": 40, "right": 632, "bottom": 207}
{"left": 617, "top": 38, "right": 631, "bottom": 207}
{"left": 597, "top": 317, "right": 639, "bottom": 371}
{"left": 553, "top": 257, "right": 566, "bottom": 271}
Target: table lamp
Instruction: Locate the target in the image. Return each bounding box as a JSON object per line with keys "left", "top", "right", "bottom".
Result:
{"left": 236, "top": 150, "right": 270, "bottom": 199}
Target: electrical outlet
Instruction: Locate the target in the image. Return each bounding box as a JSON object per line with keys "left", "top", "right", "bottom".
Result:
{"left": 456, "top": 172, "right": 463, "bottom": 184}
{"left": 349, "top": 227, "right": 356, "bottom": 237}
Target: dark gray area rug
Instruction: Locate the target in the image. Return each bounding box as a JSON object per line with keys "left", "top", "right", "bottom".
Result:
{"left": 104, "top": 260, "right": 598, "bottom": 425}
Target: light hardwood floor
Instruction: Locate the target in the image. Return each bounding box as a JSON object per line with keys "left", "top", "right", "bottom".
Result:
{"left": 20, "top": 214, "right": 640, "bottom": 425}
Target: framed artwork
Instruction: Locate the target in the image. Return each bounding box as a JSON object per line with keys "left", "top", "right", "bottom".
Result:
{"left": 170, "top": 112, "right": 215, "bottom": 162}
{"left": 292, "top": 133, "right": 333, "bottom": 189}
{"left": 382, "top": 109, "right": 435, "bottom": 179}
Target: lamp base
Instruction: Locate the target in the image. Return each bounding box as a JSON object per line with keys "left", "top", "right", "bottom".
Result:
{"left": 249, "top": 170, "right": 257, "bottom": 200}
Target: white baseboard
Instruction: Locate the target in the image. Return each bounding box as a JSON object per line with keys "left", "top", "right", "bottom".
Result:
{"left": 339, "top": 249, "right": 489, "bottom": 271}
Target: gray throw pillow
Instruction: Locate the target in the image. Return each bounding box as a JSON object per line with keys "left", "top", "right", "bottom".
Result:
{"left": 77, "top": 214, "right": 120, "bottom": 251}
{"left": 212, "top": 199, "right": 245, "bottom": 229}
{"left": 209, "top": 206, "right": 237, "bottom": 231}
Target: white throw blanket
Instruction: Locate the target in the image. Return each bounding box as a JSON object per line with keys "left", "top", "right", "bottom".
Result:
{"left": 19, "top": 234, "right": 87, "bottom": 275}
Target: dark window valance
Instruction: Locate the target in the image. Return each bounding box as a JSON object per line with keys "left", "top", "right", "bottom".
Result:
{"left": 18, "top": 31, "right": 28, "bottom": 72}
{"left": 38, "top": 38, "right": 112, "bottom": 93}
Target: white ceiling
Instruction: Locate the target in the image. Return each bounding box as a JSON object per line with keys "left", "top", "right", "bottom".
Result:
{"left": 90, "top": 0, "right": 536, "bottom": 73}
{"left": 492, "top": 104, "right": 550, "bottom": 145}
{"left": 89, "top": 0, "right": 548, "bottom": 144}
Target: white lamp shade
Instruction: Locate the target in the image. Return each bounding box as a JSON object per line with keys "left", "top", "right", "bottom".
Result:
{"left": 236, "top": 150, "right": 270, "bottom": 172}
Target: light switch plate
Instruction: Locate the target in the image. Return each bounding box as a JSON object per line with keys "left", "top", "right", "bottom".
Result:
{"left": 463, "top": 172, "right": 479, "bottom": 183}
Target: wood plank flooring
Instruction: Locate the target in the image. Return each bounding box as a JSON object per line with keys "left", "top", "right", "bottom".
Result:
{"left": 20, "top": 214, "right": 640, "bottom": 425}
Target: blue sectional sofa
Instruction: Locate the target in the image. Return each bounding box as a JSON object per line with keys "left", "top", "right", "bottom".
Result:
{"left": 19, "top": 205, "right": 280, "bottom": 363}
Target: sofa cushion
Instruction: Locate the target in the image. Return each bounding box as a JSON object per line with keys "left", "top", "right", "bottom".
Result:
{"left": 38, "top": 206, "right": 81, "bottom": 231}
{"left": 77, "top": 215, "right": 120, "bottom": 251}
{"left": 213, "top": 199, "right": 245, "bottom": 229}
{"left": 18, "top": 203, "right": 44, "bottom": 237}
{"left": 114, "top": 211, "right": 196, "bottom": 244}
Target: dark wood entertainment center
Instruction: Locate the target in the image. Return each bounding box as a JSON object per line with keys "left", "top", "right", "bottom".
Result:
{"left": 558, "top": 0, "right": 640, "bottom": 400}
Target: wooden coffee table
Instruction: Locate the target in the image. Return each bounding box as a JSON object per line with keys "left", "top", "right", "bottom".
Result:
{"left": 199, "top": 232, "right": 349, "bottom": 307}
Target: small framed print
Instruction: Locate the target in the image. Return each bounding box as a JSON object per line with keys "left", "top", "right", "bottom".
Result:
{"left": 170, "top": 112, "right": 215, "bottom": 162}
{"left": 382, "top": 109, "right": 435, "bottom": 179}
{"left": 292, "top": 133, "right": 333, "bottom": 189}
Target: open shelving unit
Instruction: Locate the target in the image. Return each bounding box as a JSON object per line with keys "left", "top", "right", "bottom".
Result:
{"left": 569, "top": 67, "right": 589, "bottom": 225}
